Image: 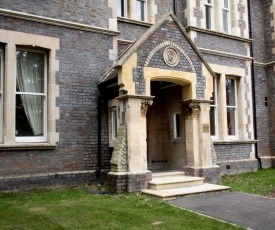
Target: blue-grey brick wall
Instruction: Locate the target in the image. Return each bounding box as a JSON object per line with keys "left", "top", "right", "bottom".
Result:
{"left": 133, "top": 20, "right": 205, "bottom": 98}
{"left": 214, "top": 144, "right": 258, "bottom": 174}
{"left": 0, "top": 0, "right": 112, "bottom": 28}
{"left": 117, "top": 21, "right": 149, "bottom": 41}
{"left": 195, "top": 33, "right": 248, "bottom": 56}
{"left": 0, "top": 16, "right": 113, "bottom": 186}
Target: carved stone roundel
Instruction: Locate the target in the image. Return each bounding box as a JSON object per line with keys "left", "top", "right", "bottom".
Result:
{"left": 163, "top": 46, "right": 180, "bottom": 67}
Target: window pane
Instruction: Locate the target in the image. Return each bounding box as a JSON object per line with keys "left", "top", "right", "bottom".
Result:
{"left": 137, "top": 0, "right": 146, "bottom": 21}
{"left": 16, "top": 51, "right": 45, "bottom": 94}
{"left": 224, "top": 0, "right": 229, "bottom": 9}
{"left": 205, "top": 5, "right": 212, "bottom": 29}
{"left": 16, "top": 94, "right": 44, "bottom": 137}
{"left": 174, "top": 113, "right": 181, "bottom": 139}
{"left": 227, "top": 108, "right": 236, "bottom": 136}
{"left": 117, "top": 0, "right": 125, "bottom": 17}
{"left": 223, "top": 10, "right": 229, "bottom": 33}
{"left": 112, "top": 110, "right": 117, "bottom": 139}
{"left": 117, "top": 0, "right": 122, "bottom": 16}
{"left": 210, "top": 107, "right": 216, "bottom": 136}
{"left": 226, "top": 78, "right": 236, "bottom": 106}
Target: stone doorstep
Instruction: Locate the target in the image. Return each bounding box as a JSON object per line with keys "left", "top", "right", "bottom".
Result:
{"left": 152, "top": 171, "right": 185, "bottom": 178}
{"left": 149, "top": 175, "right": 204, "bottom": 190}
{"left": 142, "top": 183, "right": 230, "bottom": 200}
{"left": 142, "top": 171, "right": 230, "bottom": 199}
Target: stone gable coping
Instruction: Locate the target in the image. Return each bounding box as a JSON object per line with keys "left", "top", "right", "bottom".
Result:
{"left": 114, "top": 12, "right": 216, "bottom": 79}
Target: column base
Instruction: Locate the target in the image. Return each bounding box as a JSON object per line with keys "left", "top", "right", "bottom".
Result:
{"left": 107, "top": 171, "right": 152, "bottom": 194}
{"left": 184, "top": 166, "right": 221, "bottom": 184}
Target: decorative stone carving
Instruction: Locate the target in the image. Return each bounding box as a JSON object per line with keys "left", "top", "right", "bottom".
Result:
{"left": 141, "top": 99, "right": 153, "bottom": 116}
{"left": 163, "top": 46, "right": 180, "bottom": 67}
{"left": 183, "top": 101, "right": 200, "bottom": 119}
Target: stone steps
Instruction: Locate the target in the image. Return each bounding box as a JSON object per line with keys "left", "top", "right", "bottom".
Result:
{"left": 142, "top": 171, "right": 230, "bottom": 199}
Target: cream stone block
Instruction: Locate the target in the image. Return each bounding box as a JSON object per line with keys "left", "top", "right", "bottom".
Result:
{"left": 185, "top": 117, "right": 199, "bottom": 167}
{"left": 119, "top": 53, "right": 137, "bottom": 95}
{"left": 199, "top": 103, "right": 212, "bottom": 166}
{"left": 188, "top": 31, "right": 197, "bottom": 42}
{"left": 185, "top": 0, "right": 199, "bottom": 27}
{"left": 144, "top": 67, "right": 197, "bottom": 98}
{"left": 109, "top": 18, "right": 117, "bottom": 30}
{"left": 126, "top": 98, "right": 148, "bottom": 172}
{"left": 130, "top": 0, "right": 137, "bottom": 20}
{"left": 202, "top": 64, "right": 214, "bottom": 100}
{"left": 3, "top": 102, "right": 16, "bottom": 144}
{"left": 148, "top": 0, "right": 157, "bottom": 23}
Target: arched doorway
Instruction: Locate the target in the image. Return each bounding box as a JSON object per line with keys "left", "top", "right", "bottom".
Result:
{"left": 147, "top": 81, "right": 186, "bottom": 171}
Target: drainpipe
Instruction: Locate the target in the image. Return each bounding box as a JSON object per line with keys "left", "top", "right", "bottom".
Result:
{"left": 248, "top": 0, "right": 262, "bottom": 169}
{"left": 96, "top": 96, "right": 102, "bottom": 178}
{"left": 173, "top": 0, "right": 177, "bottom": 16}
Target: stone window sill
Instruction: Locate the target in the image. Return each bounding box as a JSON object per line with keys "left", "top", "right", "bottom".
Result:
{"left": 0, "top": 143, "right": 57, "bottom": 150}
{"left": 117, "top": 16, "right": 152, "bottom": 27}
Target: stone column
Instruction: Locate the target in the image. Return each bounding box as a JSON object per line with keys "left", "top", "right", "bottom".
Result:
{"left": 182, "top": 99, "right": 221, "bottom": 183}
{"left": 108, "top": 95, "right": 154, "bottom": 193}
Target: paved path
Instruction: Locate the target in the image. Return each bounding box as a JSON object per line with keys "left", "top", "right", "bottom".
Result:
{"left": 167, "top": 192, "right": 275, "bottom": 230}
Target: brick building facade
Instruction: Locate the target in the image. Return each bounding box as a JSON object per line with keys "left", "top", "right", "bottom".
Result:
{"left": 0, "top": 0, "right": 273, "bottom": 193}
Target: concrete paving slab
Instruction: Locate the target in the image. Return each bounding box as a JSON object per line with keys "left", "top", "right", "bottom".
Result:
{"left": 167, "top": 192, "right": 275, "bottom": 230}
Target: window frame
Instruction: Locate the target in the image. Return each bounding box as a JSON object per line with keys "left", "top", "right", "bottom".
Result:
{"left": 210, "top": 76, "right": 218, "bottom": 139}
{"left": 117, "top": 0, "right": 128, "bottom": 17}
{"left": 173, "top": 112, "right": 181, "bottom": 139}
{"left": 225, "top": 77, "right": 238, "bottom": 139}
{"left": 111, "top": 108, "right": 118, "bottom": 140}
{"left": 15, "top": 48, "right": 48, "bottom": 143}
{"left": 204, "top": 0, "right": 214, "bottom": 30}
{"left": 137, "top": 0, "right": 147, "bottom": 22}
{"left": 222, "top": 0, "right": 231, "bottom": 33}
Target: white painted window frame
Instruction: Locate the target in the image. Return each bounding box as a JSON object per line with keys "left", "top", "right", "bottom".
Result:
{"left": 111, "top": 108, "right": 117, "bottom": 139}
{"left": 204, "top": 0, "right": 214, "bottom": 30}
{"left": 137, "top": 0, "right": 147, "bottom": 22}
{"left": 226, "top": 77, "right": 238, "bottom": 139}
{"left": 173, "top": 112, "right": 181, "bottom": 139}
{"left": 117, "top": 0, "right": 128, "bottom": 17}
{"left": 15, "top": 48, "right": 47, "bottom": 143}
{"left": 222, "top": 0, "right": 231, "bottom": 33}
{"left": 210, "top": 77, "right": 218, "bottom": 139}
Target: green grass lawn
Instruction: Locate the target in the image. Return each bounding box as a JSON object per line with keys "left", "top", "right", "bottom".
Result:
{"left": 221, "top": 168, "right": 275, "bottom": 196}
{"left": 0, "top": 187, "right": 243, "bottom": 230}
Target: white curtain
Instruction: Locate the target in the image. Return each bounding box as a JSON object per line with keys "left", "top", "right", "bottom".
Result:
{"left": 16, "top": 52, "right": 44, "bottom": 136}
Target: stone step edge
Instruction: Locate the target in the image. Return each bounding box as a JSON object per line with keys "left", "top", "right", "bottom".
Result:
{"left": 149, "top": 176, "right": 204, "bottom": 185}
{"left": 142, "top": 184, "right": 230, "bottom": 199}
{"left": 152, "top": 171, "right": 185, "bottom": 178}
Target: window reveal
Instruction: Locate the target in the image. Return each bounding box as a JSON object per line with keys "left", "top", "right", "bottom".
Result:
{"left": 226, "top": 78, "right": 237, "bottom": 136}
{"left": 222, "top": 0, "right": 230, "bottom": 33}
{"left": 210, "top": 77, "right": 218, "bottom": 137}
{"left": 204, "top": 0, "right": 213, "bottom": 30}
{"left": 111, "top": 109, "right": 117, "bottom": 139}
{"left": 173, "top": 112, "right": 181, "bottom": 139}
